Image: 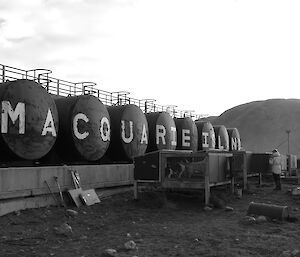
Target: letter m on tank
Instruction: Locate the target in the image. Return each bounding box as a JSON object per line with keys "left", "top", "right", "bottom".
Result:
{"left": 1, "top": 101, "right": 25, "bottom": 134}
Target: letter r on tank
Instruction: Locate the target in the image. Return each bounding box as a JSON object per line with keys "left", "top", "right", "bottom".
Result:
{"left": 156, "top": 125, "right": 166, "bottom": 145}
{"left": 1, "top": 101, "right": 25, "bottom": 134}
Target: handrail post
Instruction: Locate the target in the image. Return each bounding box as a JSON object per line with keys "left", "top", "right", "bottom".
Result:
{"left": 1, "top": 65, "right": 5, "bottom": 82}
{"left": 57, "top": 79, "right": 60, "bottom": 95}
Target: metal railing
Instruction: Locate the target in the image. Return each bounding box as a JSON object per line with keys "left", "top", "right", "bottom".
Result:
{"left": 0, "top": 63, "right": 206, "bottom": 119}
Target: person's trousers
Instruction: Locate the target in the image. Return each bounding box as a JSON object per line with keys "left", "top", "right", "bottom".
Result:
{"left": 272, "top": 173, "right": 281, "bottom": 189}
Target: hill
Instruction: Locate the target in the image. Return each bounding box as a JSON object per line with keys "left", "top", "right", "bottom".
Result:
{"left": 211, "top": 99, "right": 300, "bottom": 156}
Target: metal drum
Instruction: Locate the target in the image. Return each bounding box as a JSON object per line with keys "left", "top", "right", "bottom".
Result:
{"left": 174, "top": 117, "right": 198, "bottom": 152}
{"left": 213, "top": 125, "right": 229, "bottom": 150}
{"left": 195, "top": 121, "right": 216, "bottom": 150}
{"left": 55, "top": 95, "right": 110, "bottom": 161}
{"left": 227, "top": 128, "right": 242, "bottom": 151}
{"left": 247, "top": 202, "right": 289, "bottom": 221}
{"left": 0, "top": 79, "right": 58, "bottom": 160}
{"left": 146, "top": 111, "right": 177, "bottom": 152}
{"left": 107, "top": 104, "right": 148, "bottom": 161}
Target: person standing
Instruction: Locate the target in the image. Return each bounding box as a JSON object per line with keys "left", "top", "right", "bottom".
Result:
{"left": 269, "top": 149, "right": 282, "bottom": 190}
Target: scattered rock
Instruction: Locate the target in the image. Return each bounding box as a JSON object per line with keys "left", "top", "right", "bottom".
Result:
{"left": 124, "top": 240, "right": 137, "bottom": 250}
{"left": 66, "top": 209, "right": 78, "bottom": 218}
{"left": 240, "top": 216, "right": 256, "bottom": 225}
{"left": 101, "top": 248, "right": 117, "bottom": 257}
{"left": 225, "top": 206, "right": 234, "bottom": 211}
{"left": 280, "top": 250, "right": 291, "bottom": 257}
{"left": 279, "top": 249, "right": 300, "bottom": 257}
{"left": 256, "top": 215, "right": 267, "bottom": 223}
{"left": 204, "top": 206, "right": 213, "bottom": 212}
{"left": 291, "top": 187, "right": 300, "bottom": 196}
{"left": 135, "top": 238, "right": 143, "bottom": 243}
{"left": 54, "top": 223, "right": 73, "bottom": 236}
{"left": 14, "top": 210, "right": 21, "bottom": 216}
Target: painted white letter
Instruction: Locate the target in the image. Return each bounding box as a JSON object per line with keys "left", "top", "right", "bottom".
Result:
{"left": 218, "top": 135, "right": 224, "bottom": 150}
{"left": 42, "top": 109, "right": 57, "bottom": 137}
{"left": 121, "top": 120, "right": 133, "bottom": 143}
{"left": 211, "top": 132, "right": 216, "bottom": 149}
{"left": 140, "top": 124, "right": 148, "bottom": 144}
{"left": 156, "top": 125, "right": 166, "bottom": 145}
{"left": 237, "top": 138, "right": 241, "bottom": 150}
{"left": 202, "top": 132, "right": 209, "bottom": 148}
{"left": 231, "top": 138, "right": 237, "bottom": 150}
{"left": 73, "top": 113, "right": 89, "bottom": 139}
{"left": 182, "top": 129, "right": 190, "bottom": 147}
{"left": 171, "top": 126, "right": 177, "bottom": 146}
{"left": 1, "top": 101, "right": 25, "bottom": 134}
{"left": 100, "top": 117, "right": 110, "bottom": 142}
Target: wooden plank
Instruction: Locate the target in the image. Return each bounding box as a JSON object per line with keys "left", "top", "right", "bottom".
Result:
{"left": 162, "top": 180, "right": 205, "bottom": 189}
{"left": 133, "top": 181, "right": 138, "bottom": 200}
{"left": 80, "top": 189, "right": 100, "bottom": 206}
{"left": 68, "top": 188, "right": 83, "bottom": 207}
{"left": 243, "top": 152, "right": 247, "bottom": 190}
{"left": 204, "top": 174, "right": 210, "bottom": 205}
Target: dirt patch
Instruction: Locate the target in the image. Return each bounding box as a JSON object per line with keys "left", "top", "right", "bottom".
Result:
{"left": 0, "top": 180, "right": 300, "bottom": 257}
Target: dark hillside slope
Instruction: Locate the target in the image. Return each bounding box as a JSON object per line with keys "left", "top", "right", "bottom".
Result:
{"left": 212, "top": 99, "right": 300, "bottom": 155}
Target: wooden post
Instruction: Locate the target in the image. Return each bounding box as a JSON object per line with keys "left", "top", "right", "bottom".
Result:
{"left": 133, "top": 181, "right": 138, "bottom": 200}
{"left": 231, "top": 176, "right": 235, "bottom": 194}
{"left": 204, "top": 175, "right": 210, "bottom": 205}
{"left": 204, "top": 153, "right": 210, "bottom": 205}
{"left": 259, "top": 172, "right": 262, "bottom": 186}
{"left": 243, "top": 152, "right": 247, "bottom": 190}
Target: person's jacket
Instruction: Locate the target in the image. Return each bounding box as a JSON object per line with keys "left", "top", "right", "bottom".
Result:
{"left": 269, "top": 151, "right": 281, "bottom": 174}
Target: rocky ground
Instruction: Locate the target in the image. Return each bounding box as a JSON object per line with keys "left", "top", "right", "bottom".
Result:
{"left": 0, "top": 178, "right": 299, "bottom": 257}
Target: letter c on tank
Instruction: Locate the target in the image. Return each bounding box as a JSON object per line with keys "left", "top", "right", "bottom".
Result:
{"left": 73, "top": 113, "right": 89, "bottom": 140}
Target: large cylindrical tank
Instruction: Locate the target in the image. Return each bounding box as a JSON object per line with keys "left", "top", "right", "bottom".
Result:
{"left": 174, "top": 117, "right": 198, "bottom": 152}
{"left": 213, "top": 125, "right": 229, "bottom": 150}
{"left": 227, "top": 128, "right": 242, "bottom": 151}
{"left": 0, "top": 79, "right": 58, "bottom": 160}
{"left": 146, "top": 111, "right": 177, "bottom": 152}
{"left": 106, "top": 104, "right": 148, "bottom": 161}
{"left": 195, "top": 121, "right": 216, "bottom": 150}
{"left": 54, "top": 95, "right": 110, "bottom": 161}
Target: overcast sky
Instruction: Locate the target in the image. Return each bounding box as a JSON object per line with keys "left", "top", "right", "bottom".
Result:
{"left": 1, "top": 0, "right": 300, "bottom": 116}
